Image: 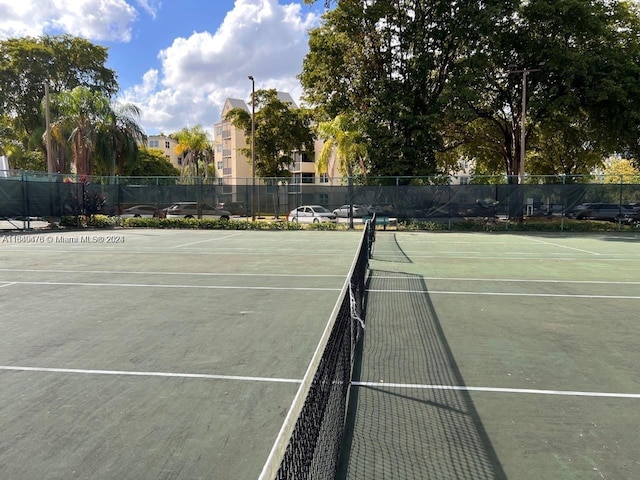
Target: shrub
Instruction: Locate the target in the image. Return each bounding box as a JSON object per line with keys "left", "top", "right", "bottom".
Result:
{"left": 123, "top": 217, "right": 161, "bottom": 228}
{"left": 87, "top": 214, "right": 120, "bottom": 228}
{"left": 60, "top": 215, "right": 83, "bottom": 228}
{"left": 398, "top": 220, "right": 444, "bottom": 231}
{"left": 307, "top": 221, "right": 342, "bottom": 230}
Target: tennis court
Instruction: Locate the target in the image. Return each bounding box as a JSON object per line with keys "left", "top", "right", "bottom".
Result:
{"left": 0, "top": 228, "right": 638, "bottom": 479}
{"left": 0, "top": 228, "right": 366, "bottom": 479}
{"left": 340, "top": 231, "right": 640, "bottom": 480}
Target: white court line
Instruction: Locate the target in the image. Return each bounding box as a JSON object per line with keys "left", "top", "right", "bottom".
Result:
{"left": 0, "top": 247, "right": 346, "bottom": 257}
{"left": 373, "top": 254, "right": 640, "bottom": 261}
{"left": 371, "top": 275, "right": 640, "bottom": 285}
{"left": 170, "top": 233, "right": 244, "bottom": 249}
{"left": 0, "top": 268, "right": 344, "bottom": 278}
{"left": 367, "top": 289, "right": 640, "bottom": 300}
{"left": 0, "top": 282, "right": 15, "bottom": 288}
{"left": 0, "top": 365, "right": 300, "bottom": 384}
{"left": 2, "top": 366, "right": 636, "bottom": 399}
{"left": 0, "top": 280, "right": 340, "bottom": 291}
{"left": 524, "top": 236, "right": 602, "bottom": 255}
{"left": 352, "top": 381, "right": 640, "bottom": 399}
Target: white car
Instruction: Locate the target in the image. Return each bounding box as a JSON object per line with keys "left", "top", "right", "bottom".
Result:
{"left": 332, "top": 204, "right": 371, "bottom": 218}
{"left": 288, "top": 205, "right": 337, "bottom": 223}
{"left": 120, "top": 204, "right": 159, "bottom": 218}
{"left": 165, "top": 202, "right": 231, "bottom": 220}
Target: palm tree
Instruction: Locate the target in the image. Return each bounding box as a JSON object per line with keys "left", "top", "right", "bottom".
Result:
{"left": 49, "top": 86, "right": 111, "bottom": 175}
{"left": 316, "top": 114, "right": 369, "bottom": 183}
{"left": 47, "top": 87, "right": 146, "bottom": 177}
{"left": 95, "top": 101, "right": 146, "bottom": 176}
{"left": 172, "top": 125, "right": 214, "bottom": 180}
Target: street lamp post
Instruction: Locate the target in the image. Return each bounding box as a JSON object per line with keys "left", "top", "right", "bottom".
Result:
{"left": 248, "top": 75, "right": 256, "bottom": 221}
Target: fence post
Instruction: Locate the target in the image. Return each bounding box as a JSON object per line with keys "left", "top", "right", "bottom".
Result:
{"left": 347, "top": 176, "right": 354, "bottom": 230}
{"left": 22, "top": 171, "right": 29, "bottom": 229}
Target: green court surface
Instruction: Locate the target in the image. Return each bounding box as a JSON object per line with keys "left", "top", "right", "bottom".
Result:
{"left": 339, "top": 231, "right": 640, "bottom": 480}
{"left": 0, "top": 229, "right": 638, "bottom": 479}
{"left": 0, "top": 229, "right": 363, "bottom": 479}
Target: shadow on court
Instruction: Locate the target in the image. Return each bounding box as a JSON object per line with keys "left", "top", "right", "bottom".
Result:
{"left": 337, "top": 267, "right": 506, "bottom": 479}
{"left": 368, "top": 233, "right": 412, "bottom": 263}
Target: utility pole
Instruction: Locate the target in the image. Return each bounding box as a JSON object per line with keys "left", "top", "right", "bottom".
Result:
{"left": 45, "top": 82, "right": 54, "bottom": 174}
{"left": 509, "top": 67, "right": 540, "bottom": 184}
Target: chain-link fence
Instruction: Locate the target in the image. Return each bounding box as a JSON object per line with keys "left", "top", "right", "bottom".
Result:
{"left": 1, "top": 172, "right": 639, "bottom": 226}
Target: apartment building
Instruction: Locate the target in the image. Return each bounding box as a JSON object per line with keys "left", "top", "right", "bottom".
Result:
{"left": 213, "top": 92, "right": 339, "bottom": 186}
{"left": 214, "top": 98, "right": 252, "bottom": 182}
{"left": 147, "top": 134, "right": 183, "bottom": 171}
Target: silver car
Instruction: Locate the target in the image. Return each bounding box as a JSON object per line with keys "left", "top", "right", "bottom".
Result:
{"left": 332, "top": 204, "right": 371, "bottom": 218}
{"left": 165, "top": 202, "right": 231, "bottom": 220}
{"left": 288, "top": 205, "right": 337, "bottom": 223}
{"left": 120, "top": 204, "right": 159, "bottom": 218}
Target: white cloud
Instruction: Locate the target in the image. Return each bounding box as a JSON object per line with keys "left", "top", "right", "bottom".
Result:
{"left": 123, "top": 0, "right": 319, "bottom": 136}
{"left": 0, "top": 0, "right": 320, "bottom": 137}
{"left": 0, "top": 0, "right": 140, "bottom": 41}
{"left": 135, "top": 0, "right": 160, "bottom": 19}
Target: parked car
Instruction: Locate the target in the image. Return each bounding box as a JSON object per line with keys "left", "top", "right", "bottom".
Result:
{"left": 217, "top": 202, "right": 246, "bottom": 216}
{"left": 120, "top": 204, "right": 159, "bottom": 218}
{"left": 164, "top": 202, "right": 231, "bottom": 220}
{"left": 569, "top": 203, "right": 635, "bottom": 221}
{"left": 459, "top": 199, "right": 500, "bottom": 217}
{"left": 288, "top": 205, "right": 337, "bottom": 223}
{"left": 332, "top": 204, "right": 371, "bottom": 218}
{"left": 537, "top": 203, "right": 565, "bottom": 216}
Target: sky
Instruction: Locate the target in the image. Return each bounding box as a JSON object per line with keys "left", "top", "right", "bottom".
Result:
{"left": 0, "top": 0, "right": 325, "bottom": 136}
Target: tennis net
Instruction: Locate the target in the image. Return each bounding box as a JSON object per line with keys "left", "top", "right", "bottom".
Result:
{"left": 258, "top": 218, "right": 376, "bottom": 480}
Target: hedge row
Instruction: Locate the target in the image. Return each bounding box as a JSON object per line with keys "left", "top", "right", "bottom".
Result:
{"left": 59, "top": 215, "right": 639, "bottom": 233}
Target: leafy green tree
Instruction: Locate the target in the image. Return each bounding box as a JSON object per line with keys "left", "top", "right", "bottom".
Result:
{"left": 602, "top": 158, "right": 640, "bottom": 184}
{"left": 225, "top": 89, "right": 315, "bottom": 178}
{"left": 300, "top": 0, "right": 514, "bottom": 180}
{"left": 129, "top": 148, "right": 180, "bottom": 176}
{"left": 171, "top": 125, "right": 214, "bottom": 179}
{"left": 304, "top": 1, "right": 640, "bottom": 181}
{"left": 451, "top": 0, "right": 640, "bottom": 181}
{"left": 525, "top": 117, "right": 604, "bottom": 181}
{"left": 0, "top": 35, "right": 117, "bottom": 143}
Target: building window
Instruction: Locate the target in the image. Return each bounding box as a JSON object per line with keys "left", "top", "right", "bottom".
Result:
{"left": 319, "top": 193, "right": 329, "bottom": 205}
{"left": 165, "top": 141, "right": 171, "bottom": 149}
{"left": 459, "top": 176, "right": 469, "bottom": 185}
{"left": 301, "top": 173, "right": 314, "bottom": 183}
{"left": 217, "top": 161, "right": 223, "bottom": 169}
{"left": 319, "top": 173, "right": 329, "bottom": 184}
{"left": 149, "top": 140, "right": 158, "bottom": 148}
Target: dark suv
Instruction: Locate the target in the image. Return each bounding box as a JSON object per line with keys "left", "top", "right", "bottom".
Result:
{"left": 217, "top": 202, "right": 246, "bottom": 216}
{"left": 571, "top": 203, "right": 635, "bottom": 221}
